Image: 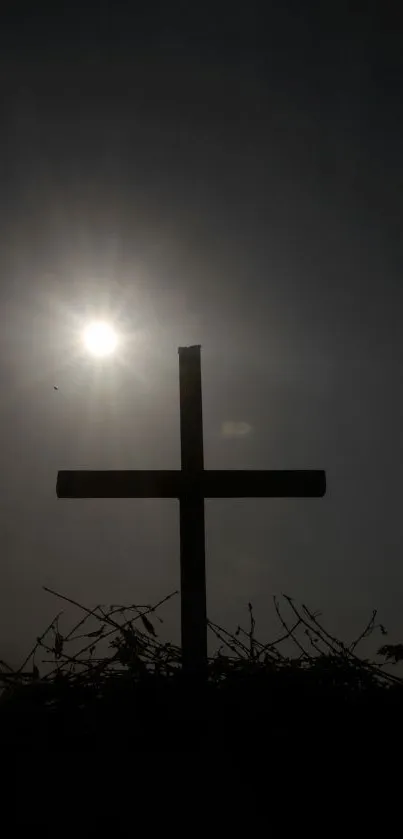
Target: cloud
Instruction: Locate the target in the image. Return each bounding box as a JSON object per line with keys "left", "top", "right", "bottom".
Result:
{"left": 221, "top": 421, "right": 253, "bottom": 438}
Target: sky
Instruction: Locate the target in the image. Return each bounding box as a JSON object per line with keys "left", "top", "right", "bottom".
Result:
{"left": 0, "top": 2, "right": 402, "bottom": 666}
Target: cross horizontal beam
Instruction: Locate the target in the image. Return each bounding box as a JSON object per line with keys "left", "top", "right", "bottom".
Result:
{"left": 57, "top": 469, "right": 326, "bottom": 499}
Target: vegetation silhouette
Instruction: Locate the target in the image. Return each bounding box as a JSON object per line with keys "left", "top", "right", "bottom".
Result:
{"left": 1, "top": 586, "right": 403, "bottom": 750}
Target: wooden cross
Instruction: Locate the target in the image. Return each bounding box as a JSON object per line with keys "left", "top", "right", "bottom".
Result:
{"left": 57, "top": 345, "right": 326, "bottom": 679}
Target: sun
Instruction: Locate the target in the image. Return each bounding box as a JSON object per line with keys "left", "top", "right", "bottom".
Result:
{"left": 83, "top": 321, "right": 118, "bottom": 357}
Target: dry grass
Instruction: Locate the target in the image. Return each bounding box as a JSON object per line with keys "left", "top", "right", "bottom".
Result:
{"left": 1, "top": 586, "right": 403, "bottom": 749}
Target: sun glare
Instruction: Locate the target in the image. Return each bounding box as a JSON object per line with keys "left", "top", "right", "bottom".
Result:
{"left": 83, "top": 321, "right": 118, "bottom": 357}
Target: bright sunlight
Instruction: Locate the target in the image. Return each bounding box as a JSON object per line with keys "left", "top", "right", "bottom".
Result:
{"left": 83, "top": 321, "right": 118, "bottom": 357}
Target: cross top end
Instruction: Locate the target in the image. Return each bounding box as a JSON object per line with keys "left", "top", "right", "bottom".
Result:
{"left": 178, "top": 345, "right": 202, "bottom": 353}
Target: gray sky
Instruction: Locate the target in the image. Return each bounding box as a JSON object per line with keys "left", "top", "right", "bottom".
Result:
{"left": 0, "top": 3, "right": 402, "bottom": 666}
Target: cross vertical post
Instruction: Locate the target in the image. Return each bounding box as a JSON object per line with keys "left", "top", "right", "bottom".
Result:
{"left": 178, "top": 345, "right": 208, "bottom": 680}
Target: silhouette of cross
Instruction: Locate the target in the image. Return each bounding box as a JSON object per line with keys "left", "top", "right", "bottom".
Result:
{"left": 57, "top": 345, "right": 326, "bottom": 679}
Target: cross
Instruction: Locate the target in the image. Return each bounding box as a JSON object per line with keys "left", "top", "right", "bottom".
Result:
{"left": 57, "top": 345, "right": 326, "bottom": 680}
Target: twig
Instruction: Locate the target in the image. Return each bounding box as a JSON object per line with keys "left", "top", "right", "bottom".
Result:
{"left": 273, "top": 596, "right": 311, "bottom": 659}
{"left": 16, "top": 611, "right": 64, "bottom": 674}
{"left": 248, "top": 602, "right": 256, "bottom": 660}
{"left": 301, "top": 601, "right": 348, "bottom": 654}
{"left": 43, "top": 586, "right": 122, "bottom": 631}
{"left": 350, "top": 610, "right": 377, "bottom": 653}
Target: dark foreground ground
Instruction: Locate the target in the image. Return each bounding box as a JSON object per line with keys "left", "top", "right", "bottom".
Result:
{"left": 2, "top": 669, "right": 403, "bottom": 750}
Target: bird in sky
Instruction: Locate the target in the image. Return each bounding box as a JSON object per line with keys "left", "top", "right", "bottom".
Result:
{"left": 53, "top": 385, "right": 59, "bottom": 390}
